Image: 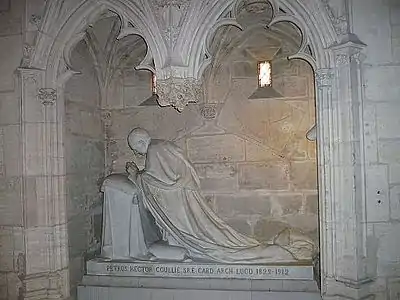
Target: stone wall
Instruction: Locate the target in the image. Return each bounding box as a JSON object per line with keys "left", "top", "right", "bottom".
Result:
{"left": 107, "top": 27, "right": 318, "bottom": 243}
{"left": 352, "top": 0, "right": 400, "bottom": 297}
{"left": 0, "top": 1, "right": 24, "bottom": 299}
{"left": 64, "top": 41, "right": 104, "bottom": 298}
{"left": 103, "top": 62, "right": 153, "bottom": 173}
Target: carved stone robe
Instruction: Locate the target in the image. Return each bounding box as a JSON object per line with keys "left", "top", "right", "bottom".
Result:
{"left": 101, "top": 174, "right": 160, "bottom": 260}
{"left": 138, "top": 140, "right": 315, "bottom": 263}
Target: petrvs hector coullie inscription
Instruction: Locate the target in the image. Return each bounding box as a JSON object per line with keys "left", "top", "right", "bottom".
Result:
{"left": 105, "top": 264, "right": 290, "bottom": 279}
{"left": 87, "top": 261, "right": 313, "bottom": 280}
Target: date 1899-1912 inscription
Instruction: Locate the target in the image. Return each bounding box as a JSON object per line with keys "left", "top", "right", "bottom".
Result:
{"left": 104, "top": 263, "right": 290, "bottom": 279}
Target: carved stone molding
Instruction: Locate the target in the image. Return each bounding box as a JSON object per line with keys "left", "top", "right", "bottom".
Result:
{"left": 335, "top": 53, "right": 350, "bottom": 66}
{"left": 335, "top": 50, "right": 366, "bottom": 66}
{"left": 321, "top": 0, "right": 348, "bottom": 36}
{"left": 243, "top": 0, "right": 271, "bottom": 13}
{"left": 200, "top": 104, "right": 218, "bottom": 120}
{"left": 22, "top": 44, "right": 34, "bottom": 67}
{"left": 331, "top": 40, "right": 366, "bottom": 68}
{"left": 37, "top": 88, "right": 57, "bottom": 105}
{"left": 152, "top": 0, "right": 190, "bottom": 8}
{"left": 102, "top": 110, "right": 113, "bottom": 140}
{"left": 151, "top": 0, "right": 190, "bottom": 46}
{"left": 156, "top": 77, "right": 202, "bottom": 111}
{"left": 101, "top": 110, "right": 112, "bottom": 124}
{"left": 29, "top": 14, "right": 42, "bottom": 27}
{"left": 164, "top": 25, "right": 180, "bottom": 46}
{"left": 315, "top": 69, "right": 334, "bottom": 88}
{"left": 350, "top": 51, "right": 367, "bottom": 64}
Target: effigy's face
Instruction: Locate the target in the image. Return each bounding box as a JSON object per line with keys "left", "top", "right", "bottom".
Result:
{"left": 133, "top": 138, "right": 150, "bottom": 155}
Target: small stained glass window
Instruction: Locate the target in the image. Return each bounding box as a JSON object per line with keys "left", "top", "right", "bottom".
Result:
{"left": 152, "top": 73, "right": 157, "bottom": 94}
{"left": 258, "top": 61, "right": 272, "bottom": 87}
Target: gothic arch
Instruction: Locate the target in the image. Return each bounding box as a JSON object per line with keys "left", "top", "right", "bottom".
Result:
{"left": 186, "top": 0, "right": 338, "bottom": 80}
{"left": 23, "top": 1, "right": 371, "bottom": 299}
{"left": 30, "top": 0, "right": 165, "bottom": 88}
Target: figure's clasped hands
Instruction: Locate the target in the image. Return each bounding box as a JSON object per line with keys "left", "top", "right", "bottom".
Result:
{"left": 126, "top": 161, "right": 139, "bottom": 181}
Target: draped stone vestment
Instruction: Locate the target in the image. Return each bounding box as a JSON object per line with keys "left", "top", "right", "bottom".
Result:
{"left": 101, "top": 174, "right": 160, "bottom": 259}
{"left": 138, "top": 140, "right": 314, "bottom": 263}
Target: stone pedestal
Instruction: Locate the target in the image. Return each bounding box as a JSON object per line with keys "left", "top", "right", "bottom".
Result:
{"left": 77, "top": 259, "right": 321, "bottom": 300}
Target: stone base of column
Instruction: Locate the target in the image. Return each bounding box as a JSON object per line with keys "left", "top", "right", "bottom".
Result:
{"left": 24, "top": 269, "right": 69, "bottom": 300}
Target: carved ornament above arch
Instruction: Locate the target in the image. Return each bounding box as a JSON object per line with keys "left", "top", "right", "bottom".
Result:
{"left": 30, "top": 0, "right": 344, "bottom": 111}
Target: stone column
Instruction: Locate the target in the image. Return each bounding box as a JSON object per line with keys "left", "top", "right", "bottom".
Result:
{"left": 319, "top": 40, "right": 375, "bottom": 299}
{"left": 18, "top": 68, "right": 69, "bottom": 299}
{"left": 314, "top": 67, "right": 335, "bottom": 294}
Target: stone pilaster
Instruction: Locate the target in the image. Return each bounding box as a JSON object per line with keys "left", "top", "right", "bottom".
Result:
{"left": 315, "top": 67, "right": 335, "bottom": 295}
{"left": 319, "top": 40, "right": 375, "bottom": 299}
{"left": 18, "top": 68, "right": 69, "bottom": 300}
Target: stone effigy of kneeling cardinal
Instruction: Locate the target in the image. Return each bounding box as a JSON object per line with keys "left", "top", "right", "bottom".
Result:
{"left": 101, "top": 127, "right": 316, "bottom": 263}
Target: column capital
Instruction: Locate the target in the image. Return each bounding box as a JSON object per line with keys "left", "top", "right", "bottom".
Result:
{"left": 315, "top": 68, "right": 334, "bottom": 89}
{"left": 330, "top": 38, "right": 367, "bottom": 66}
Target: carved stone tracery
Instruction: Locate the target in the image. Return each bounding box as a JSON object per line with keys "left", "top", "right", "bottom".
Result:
{"left": 150, "top": 0, "right": 190, "bottom": 46}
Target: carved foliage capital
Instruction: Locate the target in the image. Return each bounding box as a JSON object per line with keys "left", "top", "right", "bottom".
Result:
{"left": 157, "top": 77, "right": 202, "bottom": 112}
{"left": 315, "top": 69, "right": 334, "bottom": 88}
{"left": 334, "top": 46, "right": 366, "bottom": 67}
{"left": 38, "top": 88, "right": 57, "bottom": 105}
{"left": 335, "top": 54, "right": 350, "bottom": 66}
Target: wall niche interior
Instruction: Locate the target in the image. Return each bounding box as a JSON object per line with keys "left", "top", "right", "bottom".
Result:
{"left": 106, "top": 1, "right": 318, "bottom": 247}
{"left": 63, "top": 12, "right": 151, "bottom": 297}
{"left": 62, "top": 5, "right": 318, "bottom": 296}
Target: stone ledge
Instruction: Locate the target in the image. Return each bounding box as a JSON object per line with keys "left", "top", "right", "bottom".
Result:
{"left": 81, "top": 274, "right": 319, "bottom": 293}
{"left": 77, "top": 285, "right": 321, "bottom": 300}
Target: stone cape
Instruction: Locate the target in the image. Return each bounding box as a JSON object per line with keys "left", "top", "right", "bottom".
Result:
{"left": 86, "top": 259, "right": 315, "bottom": 280}
{"left": 136, "top": 139, "right": 316, "bottom": 263}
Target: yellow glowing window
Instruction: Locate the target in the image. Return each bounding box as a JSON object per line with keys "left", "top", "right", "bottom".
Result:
{"left": 152, "top": 73, "right": 157, "bottom": 94}
{"left": 258, "top": 61, "right": 272, "bottom": 87}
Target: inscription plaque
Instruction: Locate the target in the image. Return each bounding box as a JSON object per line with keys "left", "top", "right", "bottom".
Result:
{"left": 87, "top": 259, "right": 314, "bottom": 280}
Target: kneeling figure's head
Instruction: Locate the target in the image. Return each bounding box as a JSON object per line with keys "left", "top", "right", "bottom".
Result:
{"left": 128, "top": 127, "right": 151, "bottom": 155}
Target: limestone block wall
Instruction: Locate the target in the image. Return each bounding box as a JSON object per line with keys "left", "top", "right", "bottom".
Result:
{"left": 64, "top": 41, "right": 104, "bottom": 298}
{"left": 353, "top": 0, "right": 400, "bottom": 297}
{"left": 192, "top": 41, "right": 317, "bottom": 242}
{"left": 106, "top": 30, "right": 318, "bottom": 243}
{"left": 0, "top": 1, "right": 24, "bottom": 299}
{"left": 104, "top": 68, "right": 153, "bottom": 173}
